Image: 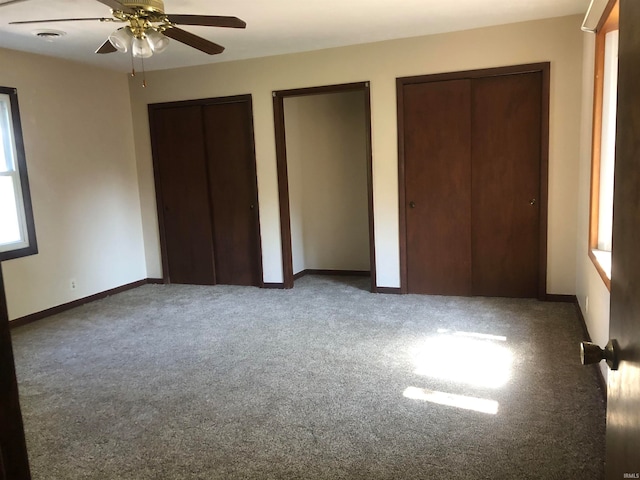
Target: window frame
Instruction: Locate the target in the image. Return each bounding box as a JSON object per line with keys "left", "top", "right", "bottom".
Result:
{"left": 0, "top": 86, "right": 37, "bottom": 261}
{"left": 588, "top": 0, "right": 619, "bottom": 290}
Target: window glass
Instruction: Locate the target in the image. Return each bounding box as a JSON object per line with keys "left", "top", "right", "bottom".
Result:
{"left": 0, "top": 176, "right": 22, "bottom": 245}
{"left": 596, "top": 29, "right": 618, "bottom": 254}
{"left": 0, "top": 88, "right": 37, "bottom": 260}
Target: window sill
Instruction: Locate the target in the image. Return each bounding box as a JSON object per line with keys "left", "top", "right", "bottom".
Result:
{"left": 589, "top": 248, "right": 611, "bottom": 291}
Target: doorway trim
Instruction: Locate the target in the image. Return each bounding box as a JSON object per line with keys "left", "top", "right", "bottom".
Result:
{"left": 148, "top": 94, "right": 263, "bottom": 286}
{"left": 272, "top": 82, "right": 376, "bottom": 291}
{"left": 396, "top": 63, "right": 550, "bottom": 298}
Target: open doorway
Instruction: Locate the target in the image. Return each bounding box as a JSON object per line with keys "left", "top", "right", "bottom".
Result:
{"left": 273, "top": 82, "right": 375, "bottom": 291}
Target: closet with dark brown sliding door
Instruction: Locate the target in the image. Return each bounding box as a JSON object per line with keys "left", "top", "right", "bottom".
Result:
{"left": 150, "top": 95, "right": 263, "bottom": 287}
{"left": 399, "top": 63, "right": 548, "bottom": 298}
{"left": 403, "top": 79, "right": 472, "bottom": 296}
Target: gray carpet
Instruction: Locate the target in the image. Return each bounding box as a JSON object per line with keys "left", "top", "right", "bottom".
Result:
{"left": 11, "top": 275, "right": 605, "bottom": 479}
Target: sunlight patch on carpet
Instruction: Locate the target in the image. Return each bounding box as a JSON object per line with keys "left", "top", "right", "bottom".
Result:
{"left": 436, "top": 329, "right": 507, "bottom": 342}
{"left": 411, "top": 332, "right": 513, "bottom": 389}
{"left": 403, "top": 387, "right": 499, "bottom": 415}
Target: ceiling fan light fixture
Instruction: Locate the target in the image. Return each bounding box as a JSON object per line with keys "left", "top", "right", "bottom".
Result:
{"left": 108, "top": 27, "right": 133, "bottom": 53}
{"left": 132, "top": 36, "right": 153, "bottom": 58}
{"left": 146, "top": 29, "right": 169, "bottom": 53}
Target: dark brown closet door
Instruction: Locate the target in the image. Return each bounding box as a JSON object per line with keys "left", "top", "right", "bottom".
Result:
{"left": 151, "top": 106, "right": 216, "bottom": 285}
{"left": 404, "top": 79, "right": 472, "bottom": 295}
{"left": 471, "top": 72, "right": 542, "bottom": 297}
{"left": 203, "top": 101, "right": 262, "bottom": 286}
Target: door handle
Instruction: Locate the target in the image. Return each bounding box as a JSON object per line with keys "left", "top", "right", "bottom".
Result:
{"left": 580, "top": 339, "right": 620, "bottom": 370}
{"left": 529, "top": 198, "right": 537, "bottom": 206}
{"left": 409, "top": 201, "right": 416, "bottom": 209}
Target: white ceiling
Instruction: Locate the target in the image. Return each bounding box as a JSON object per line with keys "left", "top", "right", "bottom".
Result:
{"left": 0, "top": 0, "right": 589, "bottom": 72}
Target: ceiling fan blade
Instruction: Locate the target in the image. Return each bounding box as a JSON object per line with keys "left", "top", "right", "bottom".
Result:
{"left": 95, "top": 0, "right": 134, "bottom": 14}
{"left": 10, "top": 17, "right": 109, "bottom": 25}
{"left": 95, "top": 39, "right": 117, "bottom": 54}
{"left": 165, "top": 15, "right": 246, "bottom": 29}
{"left": 163, "top": 27, "right": 224, "bottom": 55}
{"left": 0, "top": 0, "right": 31, "bottom": 7}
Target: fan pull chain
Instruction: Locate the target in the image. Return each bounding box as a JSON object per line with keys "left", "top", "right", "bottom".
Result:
{"left": 130, "top": 49, "right": 136, "bottom": 78}
{"left": 141, "top": 55, "right": 147, "bottom": 88}
{"left": 128, "top": 50, "right": 147, "bottom": 88}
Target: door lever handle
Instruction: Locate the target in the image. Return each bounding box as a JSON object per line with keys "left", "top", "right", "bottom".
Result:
{"left": 581, "top": 339, "right": 620, "bottom": 370}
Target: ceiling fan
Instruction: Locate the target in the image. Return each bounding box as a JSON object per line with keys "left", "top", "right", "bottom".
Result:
{"left": 1, "top": 0, "right": 246, "bottom": 58}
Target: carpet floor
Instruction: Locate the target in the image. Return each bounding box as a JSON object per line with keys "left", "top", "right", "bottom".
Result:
{"left": 11, "top": 275, "right": 605, "bottom": 479}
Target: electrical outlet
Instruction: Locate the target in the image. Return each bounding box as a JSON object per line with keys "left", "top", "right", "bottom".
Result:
{"left": 70, "top": 279, "right": 77, "bottom": 290}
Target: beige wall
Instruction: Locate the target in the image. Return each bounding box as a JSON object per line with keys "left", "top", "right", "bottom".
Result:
{"left": 129, "top": 14, "right": 584, "bottom": 292}
{"left": 576, "top": 33, "right": 610, "bottom": 381}
{"left": 0, "top": 48, "right": 146, "bottom": 320}
{"left": 0, "top": 14, "right": 610, "bottom": 377}
{"left": 0, "top": 15, "right": 593, "bottom": 321}
{"left": 284, "top": 91, "right": 369, "bottom": 274}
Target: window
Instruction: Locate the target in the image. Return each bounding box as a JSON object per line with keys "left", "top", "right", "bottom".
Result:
{"left": 0, "top": 86, "right": 37, "bottom": 261}
{"left": 589, "top": 0, "right": 618, "bottom": 289}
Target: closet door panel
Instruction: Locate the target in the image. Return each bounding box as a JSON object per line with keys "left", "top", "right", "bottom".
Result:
{"left": 471, "top": 72, "right": 542, "bottom": 297}
{"left": 203, "top": 101, "right": 262, "bottom": 286}
{"left": 404, "top": 80, "right": 472, "bottom": 295}
{"left": 151, "top": 105, "right": 216, "bottom": 285}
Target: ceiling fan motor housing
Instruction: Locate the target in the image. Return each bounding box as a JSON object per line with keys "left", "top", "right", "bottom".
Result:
{"left": 121, "top": 0, "right": 165, "bottom": 14}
